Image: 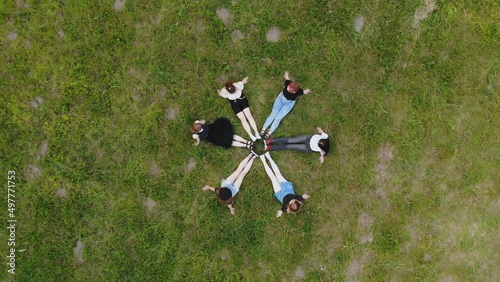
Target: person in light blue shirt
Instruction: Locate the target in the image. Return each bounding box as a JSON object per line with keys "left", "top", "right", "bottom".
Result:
{"left": 202, "top": 152, "right": 258, "bottom": 215}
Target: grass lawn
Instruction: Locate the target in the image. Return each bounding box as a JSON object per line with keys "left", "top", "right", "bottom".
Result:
{"left": 1, "top": 0, "right": 499, "bottom": 281}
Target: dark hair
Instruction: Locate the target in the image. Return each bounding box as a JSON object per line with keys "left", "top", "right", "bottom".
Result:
{"left": 288, "top": 200, "right": 302, "bottom": 213}
{"left": 191, "top": 122, "right": 203, "bottom": 133}
{"left": 225, "top": 82, "right": 236, "bottom": 94}
{"left": 318, "top": 138, "right": 330, "bottom": 156}
{"left": 217, "top": 187, "right": 232, "bottom": 201}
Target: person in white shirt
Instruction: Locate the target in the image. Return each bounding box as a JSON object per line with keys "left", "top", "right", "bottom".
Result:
{"left": 264, "top": 127, "right": 330, "bottom": 163}
{"left": 218, "top": 76, "right": 260, "bottom": 141}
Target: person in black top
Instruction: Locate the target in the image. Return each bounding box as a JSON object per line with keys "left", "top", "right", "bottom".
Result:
{"left": 192, "top": 118, "right": 252, "bottom": 149}
{"left": 259, "top": 152, "right": 310, "bottom": 217}
{"left": 260, "top": 71, "right": 311, "bottom": 139}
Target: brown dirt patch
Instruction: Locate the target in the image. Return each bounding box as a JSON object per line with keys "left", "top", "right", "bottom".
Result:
{"left": 73, "top": 239, "right": 85, "bottom": 263}
{"left": 56, "top": 30, "right": 64, "bottom": 39}
{"left": 266, "top": 26, "right": 282, "bottom": 42}
{"left": 354, "top": 16, "right": 366, "bottom": 33}
{"left": 346, "top": 252, "right": 372, "bottom": 281}
{"left": 36, "top": 141, "right": 48, "bottom": 160}
{"left": 219, "top": 248, "right": 231, "bottom": 261}
{"left": 413, "top": 0, "right": 437, "bottom": 28}
{"left": 30, "top": 97, "right": 44, "bottom": 108}
{"left": 143, "top": 197, "right": 158, "bottom": 214}
{"left": 26, "top": 164, "right": 42, "bottom": 180}
{"left": 184, "top": 158, "right": 197, "bottom": 174}
{"left": 16, "top": 0, "right": 29, "bottom": 8}
{"left": 373, "top": 142, "right": 395, "bottom": 192}
{"left": 56, "top": 187, "right": 67, "bottom": 198}
{"left": 166, "top": 106, "right": 179, "bottom": 120}
{"left": 149, "top": 162, "right": 162, "bottom": 177}
{"left": 7, "top": 31, "right": 17, "bottom": 41}
{"left": 358, "top": 212, "right": 375, "bottom": 244}
{"left": 294, "top": 266, "right": 305, "bottom": 280}
{"left": 114, "top": 0, "right": 126, "bottom": 12}
{"left": 216, "top": 8, "right": 232, "bottom": 26}
{"left": 231, "top": 29, "right": 244, "bottom": 43}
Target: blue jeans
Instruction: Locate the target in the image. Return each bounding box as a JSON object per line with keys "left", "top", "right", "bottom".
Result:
{"left": 263, "top": 92, "right": 296, "bottom": 133}
{"left": 269, "top": 135, "right": 313, "bottom": 152}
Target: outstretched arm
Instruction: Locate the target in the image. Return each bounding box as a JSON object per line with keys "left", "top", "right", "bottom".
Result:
{"left": 284, "top": 71, "right": 290, "bottom": 80}
{"left": 241, "top": 76, "right": 249, "bottom": 84}
{"left": 316, "top": 127, "right": 324, "bottom": 134}
{"left": 276, "top": 210, "right": 284, "bottom": 218}
{"left": 193, "top": 135, "right": 201, "bottom": 146}
{"left": 202, "top": 185, "right": 216, "bottom": 192}
{"left": 302, "top": 194, "right": 310, "bottom": 200}
{"left": 228, "top": 204, "right": 236, "bottom": 215}
{"left": 303, "top": 88, "right": 311, "bottom": 94}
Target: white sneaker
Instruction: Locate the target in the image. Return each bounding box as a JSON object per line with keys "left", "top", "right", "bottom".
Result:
{"left": 250, "top": 135, "right": 257, "bottom": 141}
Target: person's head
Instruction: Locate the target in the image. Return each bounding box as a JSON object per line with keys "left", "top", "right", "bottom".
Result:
{"left": 215, "top": 187, "right": 233, "bottom": 205}
{"left": 318, "top": 138, "right": 330, "bottom": 156}
{"left": 225, "top": 82, "right": 236, "bottom": 94}
{"left": 288, "top": 81, "right": 301, "bottom": 93}
{"left": 191, "top": 122, "right": 203, "bottom": 133}
{"left": 286, "top": 199, "right": 303, "bottom": 214}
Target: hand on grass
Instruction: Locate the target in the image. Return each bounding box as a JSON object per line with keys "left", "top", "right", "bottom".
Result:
{"left": 202, "top": 185, "right": 212, "bottom": 191}
{"left": 302, "top": 194, "right": 310, "bottom": 200}
{"left": 319, "top": 155, "right": 324, "bottom": 164}
{"left": 229, "top": 205, "right": 236, "bottom": 215}
{"left": 242, "top": 76, "right": 249, "bottom": 84}
{"left": 284, "top": 71, "right": 290, "bottom": 80}
{"left": 304, "top": 88, "right": 311, "bottom": 94}
{"left": 276, "top": 210, "right": 283, "bottom": 218}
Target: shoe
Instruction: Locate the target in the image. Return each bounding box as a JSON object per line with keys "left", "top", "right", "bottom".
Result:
{"left": 255, "top": 134, "right": 262, "bottom": 140}
{"left": 250, "top": 135, "right": 257, "bottom": 142}
{"left": 245, "top": 140, "right": 254, "bottom": 149}
{"left": 260, "top": 129, "right": 267, "bottom": 138}
{"left": 265, "top": 144, "right": 272, "bottom": 151}
{"left": 265, "top": 139, "right": 272, "bottom": 145}
{"left": 262, "top": 132, "right": 271, "bottom": 139}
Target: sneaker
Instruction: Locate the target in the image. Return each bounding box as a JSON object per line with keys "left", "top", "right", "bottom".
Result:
{"left": 250, "top": 135, "right": 257, "bottom": 142}
{"left": 265, "top": 139, "right": 272, "bottom": 145}
{"left": 259, "top": 129, "right": 267, "bottom": 138}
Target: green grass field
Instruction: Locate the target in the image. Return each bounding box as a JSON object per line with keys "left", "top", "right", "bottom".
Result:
{"left": 1, "top": 0, "right": 499, "bottom": 281}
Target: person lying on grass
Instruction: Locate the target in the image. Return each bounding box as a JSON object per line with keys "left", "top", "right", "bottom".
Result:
{"left": 218, "top": 76, "right": 261, "bottom": 141}
{"left": 260, "top": 71, "right": 311, "bottom": 139}
{"left": 264, "top": 127, "right": 329, "bottom": 164}
{"left": 202, "top": 152, "right": 258, "bottom": 215}
{"left": 259, "top": 152, "right": 310, "bottom": 217}
{"left": 192, "top": 118, "right": 253, "bottom": 149}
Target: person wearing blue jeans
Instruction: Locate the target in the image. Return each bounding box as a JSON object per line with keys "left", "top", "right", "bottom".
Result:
{"left": 260, "top": 71, "right": 311, "bottom": 139}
